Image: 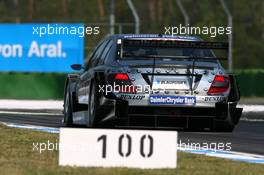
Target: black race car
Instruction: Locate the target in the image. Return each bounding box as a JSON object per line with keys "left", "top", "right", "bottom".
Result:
{"left": 63, "top": 34, "right": 242, "bottom": 131}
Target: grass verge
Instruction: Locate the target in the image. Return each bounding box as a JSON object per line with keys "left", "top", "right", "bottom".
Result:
{"left": 0, "top": 124, "right": 263, "bottom": 175}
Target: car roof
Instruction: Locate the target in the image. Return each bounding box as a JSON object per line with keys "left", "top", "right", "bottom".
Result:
{"left": 109, "top": 34, "right": 201, "bottom": 41}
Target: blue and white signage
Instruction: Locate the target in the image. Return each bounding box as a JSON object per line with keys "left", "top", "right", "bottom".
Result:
{"left": 0, "top": 24, "right": 84, "bottom": 72}
{"left": 149, "top": 95, "right": 196, "bottom": 105}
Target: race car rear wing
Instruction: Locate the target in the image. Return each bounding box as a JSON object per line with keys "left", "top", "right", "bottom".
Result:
{"left": 122, "top": 39, "right": 228, "bottom": 49}
{"left": 117, "top": 38, "right": 229, "bottom": 91}
{"left": 118, "top": 39, "right": 229, "bottom": 60}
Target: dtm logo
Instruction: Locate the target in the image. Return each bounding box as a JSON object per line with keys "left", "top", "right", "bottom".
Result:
{"left": 149, "top": 95, "right": 196, "bottom": 105}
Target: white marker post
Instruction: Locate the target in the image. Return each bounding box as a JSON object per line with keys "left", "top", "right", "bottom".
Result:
{"left": 59, "top": 128, "right": 177, "bottom": 169}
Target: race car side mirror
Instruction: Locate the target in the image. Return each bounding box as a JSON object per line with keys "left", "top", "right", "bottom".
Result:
{"left": 71, "top": 64, "right": 83, "bottom": 71}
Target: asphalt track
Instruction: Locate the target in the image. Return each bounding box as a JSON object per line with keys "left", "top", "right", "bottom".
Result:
{"left": 0, "top": 111, "right": 263, "bottom": 156}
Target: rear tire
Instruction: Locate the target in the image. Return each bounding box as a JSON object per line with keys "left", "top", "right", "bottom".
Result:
{"left": 88, "top": 79, "right": 100, "bottom": 127}
{"left": 63, "top": 85, "right": 73, "bottom": 127}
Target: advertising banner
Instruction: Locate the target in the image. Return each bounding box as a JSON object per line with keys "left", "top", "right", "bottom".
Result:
{"left": 0, "top": 24, "right": 84, "bottom": 72}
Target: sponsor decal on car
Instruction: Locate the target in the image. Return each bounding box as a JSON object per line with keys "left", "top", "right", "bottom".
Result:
{"left": 149, "top": 95, "right": 196, "bottom": 105}
{"left": 120, "top": 94, "right": 145, "bottom": 100}
{"left": 156, "top": 80, "right": 187, "bottom": 85}
{"left": 152, "top": 76, "right": 189, "bottom": 90}
{"left": 204, "top": 96, "right": 226, "bottom": 102}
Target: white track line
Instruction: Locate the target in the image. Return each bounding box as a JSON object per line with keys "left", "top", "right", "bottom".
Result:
{"left": 1, "top": 122, "right": 59, "bottom": 133}
{"left": 179, "top": 147, "right": 264, "bottom": 164}
{"left": 0, "top": 110, "right": 62, "bottom": 116}
{"left": 0, "top": 100, "right": 63, "bottom": 110}
{"left": 240, "top": 118, "right": 264, "bottom": 122}
{"left": 238, "top": 104, "right": 264, "bottom": 113}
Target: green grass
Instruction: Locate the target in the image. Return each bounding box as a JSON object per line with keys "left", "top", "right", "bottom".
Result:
{"left": 0, "top": 124, "right": 264, "bottom": 175}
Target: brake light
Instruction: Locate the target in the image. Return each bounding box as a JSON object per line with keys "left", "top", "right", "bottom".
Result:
{"left": 214, "top": 75, "right": 225, "bottom": 82}
{"left": 108, "top": 73, "right": 136, "bottom": 94}
{"left": 207, "top": 75, "right": 229, "bottom": 95}
{"left": 114, "top": 73, "right": 129, "bottom": 80}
